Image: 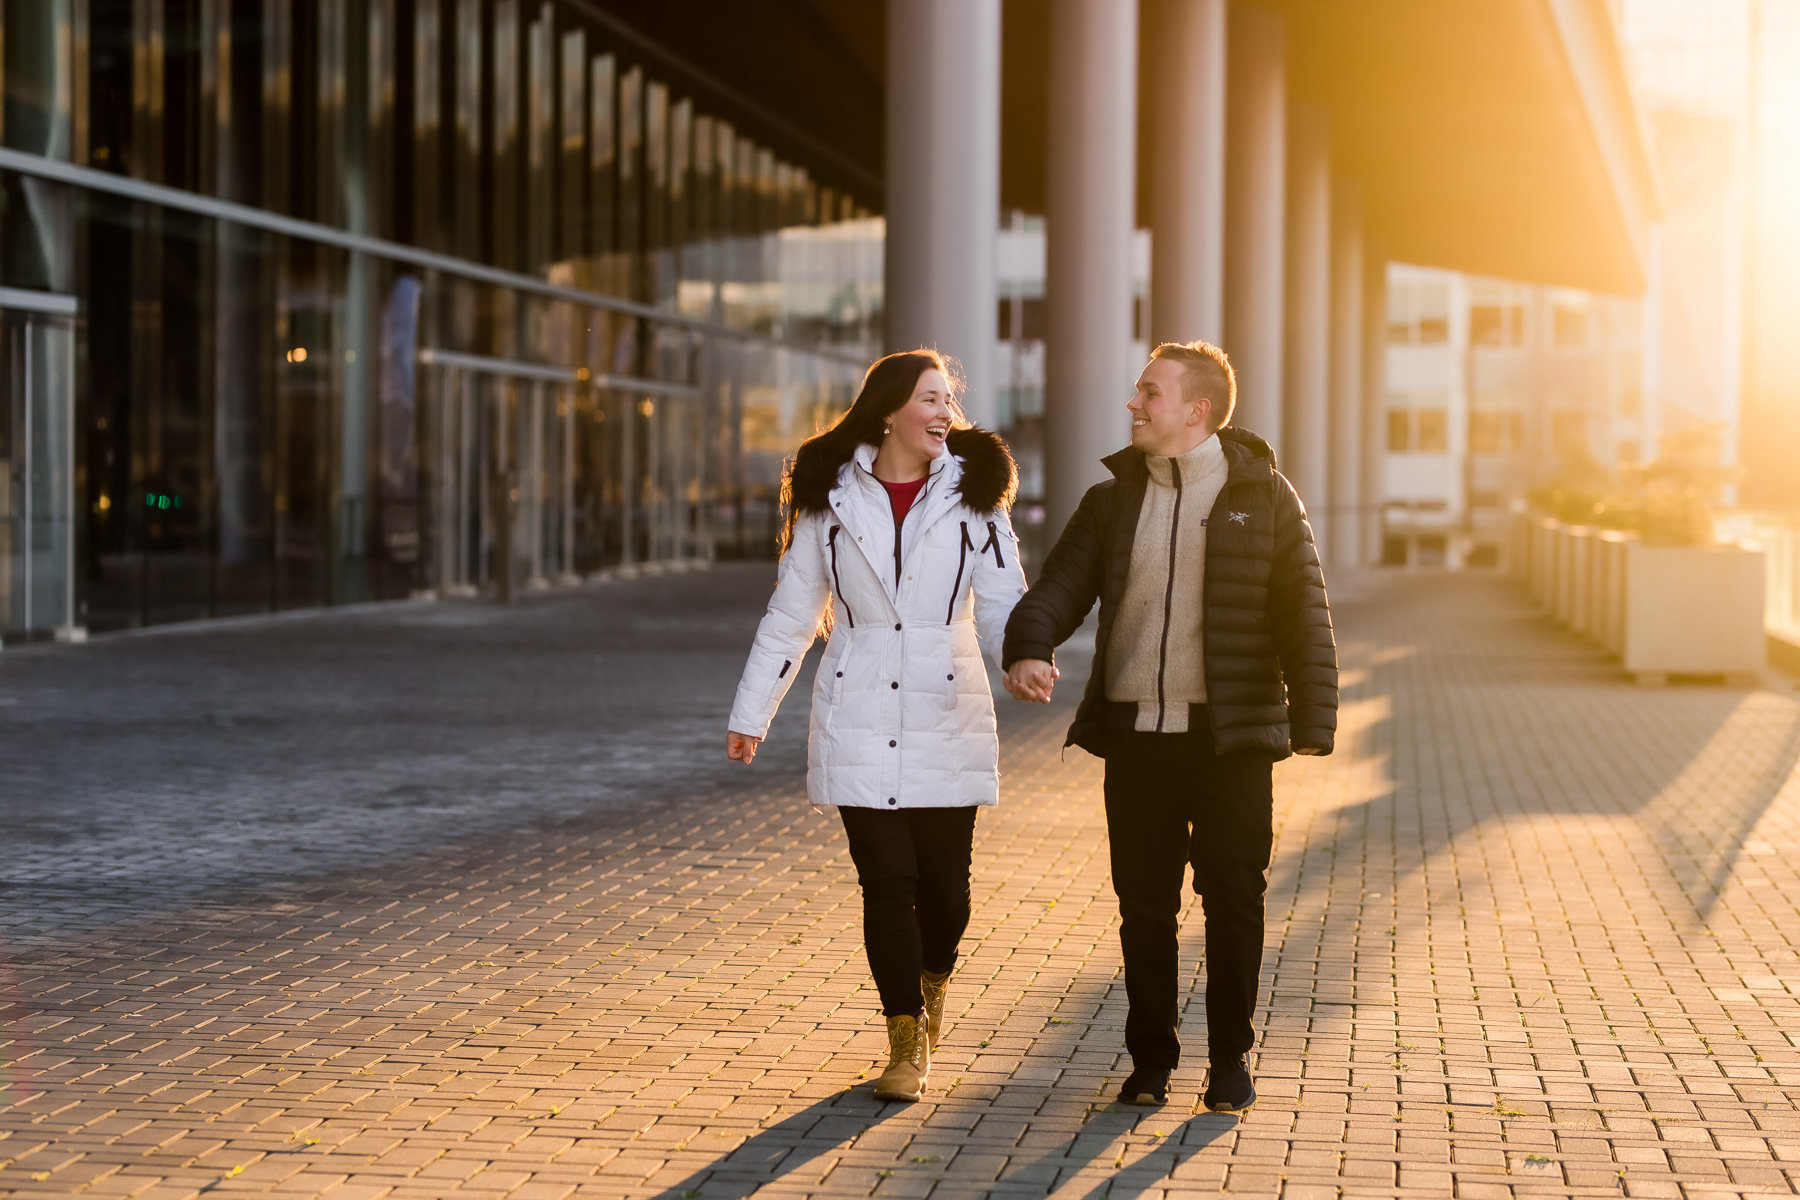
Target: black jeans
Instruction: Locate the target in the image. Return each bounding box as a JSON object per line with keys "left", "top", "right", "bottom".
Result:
{"left": 838, "top": 805, "right": 979, "bottom": 1016}
{"left": 1103, "top": 715, "right": 1274, "bottom": 1069}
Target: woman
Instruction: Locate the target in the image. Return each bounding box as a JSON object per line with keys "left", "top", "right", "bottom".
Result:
{"left": 726, "top": 349, "right": 1027, "bottom": 1102}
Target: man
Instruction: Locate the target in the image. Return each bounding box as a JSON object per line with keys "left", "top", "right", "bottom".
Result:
{"left": 1001, "top": 340, "right": 1337, "bottom": 1112}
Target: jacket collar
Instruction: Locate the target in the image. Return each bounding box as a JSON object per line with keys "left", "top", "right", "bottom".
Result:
{"left": 843, "top": 442, "right": 963, "bottom": 502}
{"left": 827, "top": 446, "right": 967, "bottom": 604}
{"left": 1102, "top": 425, "right": 1276, "bottom": 487}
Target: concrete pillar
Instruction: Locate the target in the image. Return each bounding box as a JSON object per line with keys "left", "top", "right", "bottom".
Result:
{"left": 1361, "top": 246, "right": 1389, "bottom": 563}
{"left": 1223, "top": 4, "right": 1285, "bottom": 454}
{"left": 1147, "top": 0, "right": 1227, "bottom": 346}
{"left": 1327, "top": 180, "right": 1364, "bottom": 568}
{"left": 885, "top": 0, "right": 1002, "bottom": 427}
{"left": 1044, "top": 0, "right": 1139, "bottom": 537}
{"left": 1282, "top": 101, "right": 1330, "bottom": 542}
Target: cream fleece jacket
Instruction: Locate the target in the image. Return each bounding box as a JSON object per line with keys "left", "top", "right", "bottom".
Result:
{"left": 1104, "top": 434, "right": 1230, "bottom": 732}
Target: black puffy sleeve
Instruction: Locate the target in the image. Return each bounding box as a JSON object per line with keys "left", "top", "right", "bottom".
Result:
{"left": 1268, "top": 476, "right": 1338, "bottom": 754}
{"left": 1002, "top": 483, "right": 1111, "bottom": 669}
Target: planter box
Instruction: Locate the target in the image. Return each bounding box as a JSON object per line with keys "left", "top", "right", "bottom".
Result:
{"left": 1595, "top": 531, "right": 1636, "bottom": 655}
{"left": 1563, "top": 527, "right": 1594, "bottom": 634}
{"left": 1623, "top": 542, "right": 1767, "bottom": 680}
{"left": 1531, "top": 517, "right": 1558, "bottom": 605}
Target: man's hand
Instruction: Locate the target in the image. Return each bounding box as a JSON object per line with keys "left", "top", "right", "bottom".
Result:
{"left": 1293, "top": 746, "right": 1327, "bottom": 756}
{"left": 1003, "top": 659, "right": 1059, "bottom": 703}
{"left": 726, "top": 731, "right": 762, "bottom": 763}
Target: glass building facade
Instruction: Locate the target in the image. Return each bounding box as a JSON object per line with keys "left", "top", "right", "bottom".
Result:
{"left": 0, "top": 0, "right": 883, "bottom": 638}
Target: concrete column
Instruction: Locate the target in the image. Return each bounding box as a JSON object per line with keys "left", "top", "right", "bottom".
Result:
{"left": 1282, "top": 101, "right": 1330, "bottom": 541}
{"left": 1361, "top": 246, "right": 1389, "bottom": 563}
{"left": 1327, "top": 180, "right": 1364, "bottom": 568}
{"left": 885, "top": 0, "right": 1002, "bottom": 427}
{"left": 1223, "top": 4, "right": 1285, "bottom": 454}
{"left": 1147, "top": 0, "right": 1227, "bottom": 346}
{"left": 1044, "top": 0, "right": 1139, "bottom": 536}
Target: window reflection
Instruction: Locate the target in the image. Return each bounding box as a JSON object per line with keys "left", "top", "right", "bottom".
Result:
{"left": 3, "top": 2, "right": 881, "bottom": 633}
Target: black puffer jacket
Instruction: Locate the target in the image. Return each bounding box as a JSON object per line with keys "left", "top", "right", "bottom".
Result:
{"left": 1002, "top": 427, "right": 1337, "bottom": 759}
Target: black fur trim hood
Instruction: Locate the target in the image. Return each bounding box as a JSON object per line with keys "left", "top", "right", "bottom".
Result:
{"left": 789, "top": 426, "right": 1019, "bottom": 516}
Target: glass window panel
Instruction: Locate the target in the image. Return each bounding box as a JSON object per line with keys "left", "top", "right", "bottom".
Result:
{"left": 1416, "top": 282, "right": 1450, "bottom": 345}
{"left": 525, "top": 8, "right": 554, "bottom": 274}
{"left": 690, "top": 113, "right": 715, "bottom": 240}
{"left": 1416, "top": 409, "right": 1448, "bottom": 451}
{"left": 669, "top": 96, "right": 691, "bottom": 249}
{"left": 454, "top": 0, "right": 482, "bottom": 259}
{"left": 490, "top": 0, "right": 520, "bottom": 271}
{"left": 415, "top": 0, "right": 446, "bottom": 252}
{"left": 1470, "top": 304, "right": 1524, "bottom": 347}
{"left": 588, "top": 53, "right": 615, "bottom": 258}
{"left": 618, "top": 65, "right": 642, "bottom": 259}
{"left": 558, "top": 29, "right": 586, "bottom": 262}
{"left": 1554, "top": 304, "right": 1589, "bottom": 348}
{"left": 1386, "top": 285, "right": 1412, "bottom": 343}
{"left": 644, "top": 80, "right": 667, "bottom": 253}
{"left": 1386, "top": 408, "right": 1411, "bottom": 452}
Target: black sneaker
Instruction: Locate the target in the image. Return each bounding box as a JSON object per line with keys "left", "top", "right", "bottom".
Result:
{"left": 1116, "top": 1066, "right": 1170, "bottom": 1106}
{"left": 1203, "top": 1055, "right": 1256, "bottom": 1112}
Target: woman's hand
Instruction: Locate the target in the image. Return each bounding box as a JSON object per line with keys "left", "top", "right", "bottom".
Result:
{"left": 727, "top": 731, "right": 762, "bottom": 763}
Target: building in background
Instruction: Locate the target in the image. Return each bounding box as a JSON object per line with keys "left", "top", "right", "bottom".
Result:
{"left": 1379, "top": 265, "right": 1641, "bottom": 568}
{"left": 0, "top": 1, "right": 886, "bottom": 639}
{"left": 1376, "top": 0, "right": 1800, "bottom": 570}
{"left": 1, "top": 1, "right": 1671, "bottom": 645}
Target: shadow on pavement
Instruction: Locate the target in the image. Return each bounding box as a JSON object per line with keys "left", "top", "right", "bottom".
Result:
{"left": 648, "top": 1089, "right": 902, "bottom": 1200}
{"left": 1301, "top": 572, "right": 1800, "bottom": 924}
{"left": 1012, "top": 1110, "right": 1239, "bottom": 1198}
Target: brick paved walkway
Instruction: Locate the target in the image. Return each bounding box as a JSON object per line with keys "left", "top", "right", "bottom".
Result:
{"left": 4, "top": 566, "right": 1800, "bottom": 1199}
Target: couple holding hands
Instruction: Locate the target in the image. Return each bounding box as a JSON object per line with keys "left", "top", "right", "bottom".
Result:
{"left": 725, "top": 343, "right": 1337, "bottom": 1111}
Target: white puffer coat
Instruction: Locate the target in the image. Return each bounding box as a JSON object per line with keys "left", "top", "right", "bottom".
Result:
{"left": 728, "top": 432, "right": 1028, "bottom": 809}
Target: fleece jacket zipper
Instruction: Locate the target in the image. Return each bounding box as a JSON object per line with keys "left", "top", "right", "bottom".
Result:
{"left": 1153, "top": 459, "right": 1184, "bottom": 732}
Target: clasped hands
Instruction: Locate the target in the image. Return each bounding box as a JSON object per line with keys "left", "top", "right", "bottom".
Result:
{"left": 1002, "top": 658, "right": 1058, "bottom": 703}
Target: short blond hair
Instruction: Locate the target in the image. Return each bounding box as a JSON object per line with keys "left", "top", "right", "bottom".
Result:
{"left": 1150, "top": 340, "right": 1236, "bottom": 432}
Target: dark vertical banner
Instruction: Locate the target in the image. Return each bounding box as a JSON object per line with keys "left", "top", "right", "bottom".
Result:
{"left": 379, "top": 274, "right": 421, "bottom": 570}
{"left": 524, "top": 1, "right": 552, "bottom": 277}
{"left": 587, "top": 52, "right": 615, "bottom": 268}
{"left": 452, "top": 0, "right": 481, "bottom": 263}
{"left": 558, "top": 26, "right": 585, "bottom": 266}
{"left": 412, "top": 0, "right": 442, "bottom": 252}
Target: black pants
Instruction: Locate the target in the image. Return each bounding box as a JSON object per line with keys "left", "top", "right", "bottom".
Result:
{"left": 838, "top": 805, "right": 979, "bottom": 1017}
{"left": 1103, "top": 716, "right": 1274, "bottom": 1069}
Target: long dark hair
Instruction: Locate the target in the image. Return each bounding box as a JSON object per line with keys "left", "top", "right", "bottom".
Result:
{"left": 778, "top": 349, "right": 965, "bottom": 555}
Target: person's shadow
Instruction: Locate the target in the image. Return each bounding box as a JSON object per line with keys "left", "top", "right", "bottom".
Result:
{"left": 650, "top": 1092, "right": 1238, "bottom": 1200}
{"left": 988, "top": 1109, "right": 1240, "bottom": 1198}
{"left": 648, "top": 1089, "right": 902, "bottom": 1199}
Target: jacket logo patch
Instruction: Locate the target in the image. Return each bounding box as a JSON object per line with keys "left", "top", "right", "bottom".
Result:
{"left": 1228, "top": 511, "right": 1250, "bottom": 525}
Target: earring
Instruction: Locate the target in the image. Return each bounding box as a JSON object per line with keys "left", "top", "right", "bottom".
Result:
{"left": 883, "top": 425, "right": 893, "bottom": 436}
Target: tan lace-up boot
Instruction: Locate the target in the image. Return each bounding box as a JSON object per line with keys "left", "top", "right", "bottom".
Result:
{"left": 871, "top": 1014, "right": 930, "bottom": 1101}
{"left": 921, "top": 969, "right": 952, "bottom": 1051}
